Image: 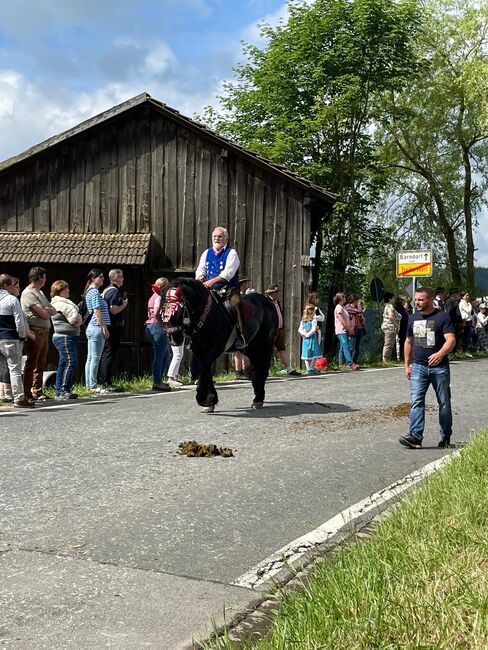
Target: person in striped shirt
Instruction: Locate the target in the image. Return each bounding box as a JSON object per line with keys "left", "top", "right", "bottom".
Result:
{"left": 83, "top": 269, "right": 111, "bottom": 393}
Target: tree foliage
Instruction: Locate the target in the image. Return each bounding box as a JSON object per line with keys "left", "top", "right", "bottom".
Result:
{"left": 203, "top": 0, "right": 422, "bottom": 349}
{"left": 377, "top": 0, "right": 488, "bottom": 289}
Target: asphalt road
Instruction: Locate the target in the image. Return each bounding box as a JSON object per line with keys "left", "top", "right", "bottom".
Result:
{"left": 1, "top": 359, "right": 487, "bottom": 649}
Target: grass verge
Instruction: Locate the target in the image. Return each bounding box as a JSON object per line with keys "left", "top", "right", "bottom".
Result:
{"left": 213, "top": 428, "right": 488, "bottom": 649}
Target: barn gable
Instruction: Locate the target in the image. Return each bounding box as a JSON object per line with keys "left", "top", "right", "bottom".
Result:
{"left": 0, "top": 93, "right": 336, "bottom": 370}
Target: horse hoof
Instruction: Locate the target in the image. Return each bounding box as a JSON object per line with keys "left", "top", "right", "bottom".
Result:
{"left": 252, "top": 402, "right": 263, "bottom": 409}
{"left": 201, "top": 405, "right": 215, "bottom": 413}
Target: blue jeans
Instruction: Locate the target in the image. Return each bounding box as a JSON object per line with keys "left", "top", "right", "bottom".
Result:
{"left": 409, "top": 363, "right": 452, "bottom": 441}
{"left": 145, "top": 324, "right": 168, "bottom": 385}
{"left": 85, "top": 324, "right": 105, "bottom": 389}
{"left": 353, "top": 328, "right": 365, "bottom": 364}
{"left": 52, "top": 334, "right": 79, "bottom": 393}
{"left": 337, "top": 333, "right": 353, "bottom": 366}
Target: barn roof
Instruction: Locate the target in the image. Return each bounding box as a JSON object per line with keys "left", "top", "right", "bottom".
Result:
{"left": 0, "top": 232, "right": 151, "bottom": 266}
{"left": 0, "top": 92, "right": 336, "bottom": 205}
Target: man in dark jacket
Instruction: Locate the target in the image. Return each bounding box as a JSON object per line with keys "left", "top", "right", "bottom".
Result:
{"left": 98, "top": 269, "right": 128, "bottom": 391}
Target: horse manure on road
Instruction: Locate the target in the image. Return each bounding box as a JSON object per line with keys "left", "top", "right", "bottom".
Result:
{"left": 382, "top": 402, "right": 434, "bottom": 418}
{"left": 291, "top": 402, "right": 434, "bottom": 433}
{"left": 178, "top": 440, "right": 234, "bottom": 458}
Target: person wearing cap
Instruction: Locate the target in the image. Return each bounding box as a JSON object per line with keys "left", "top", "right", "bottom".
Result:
{"left": 265, "top": 284, "right": 300, "bottom": 376}
{"left": 234, "top": 275, "right": 252, "bottom": 380}
{"left": 196, "top": 226, "right": 246, "bottom": 349}
{"left": 433, "top": 287, "right": 445, "bottom": 311}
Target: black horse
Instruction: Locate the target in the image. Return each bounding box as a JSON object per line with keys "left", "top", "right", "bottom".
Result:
{"left": 161, "top": 278, "right": 278, "bottom": 412}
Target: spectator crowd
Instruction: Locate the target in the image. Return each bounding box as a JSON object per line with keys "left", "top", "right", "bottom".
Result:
{"left": 1, "top": 266, "right": 488, "bottom": 410}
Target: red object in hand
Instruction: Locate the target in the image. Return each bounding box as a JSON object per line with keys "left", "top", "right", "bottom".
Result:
{"left": 315, "top": 357, "right": 328, "bottom": 370}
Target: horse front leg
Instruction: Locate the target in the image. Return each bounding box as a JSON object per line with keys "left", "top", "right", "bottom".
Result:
{"left": 195, "top": 359, "right": 218, "bottom": 413}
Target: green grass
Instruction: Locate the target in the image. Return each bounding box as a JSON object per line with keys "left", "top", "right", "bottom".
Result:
{"left": 211, "top": 428, "right": 488, "bottom": 650}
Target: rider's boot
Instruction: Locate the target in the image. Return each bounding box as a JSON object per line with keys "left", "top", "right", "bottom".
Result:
{"left": 229, "top": 291, "right": 247, "bottom": 350}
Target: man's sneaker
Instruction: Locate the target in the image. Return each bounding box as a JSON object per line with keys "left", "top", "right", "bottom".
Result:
{"left": 287, "top": 369, "right": 301, "bottom": 376}
{"left": 235, "top": 371, "right": 246, "bottom": 380}
{"left": 399, "top": 434, "right": 423, "bottom": 449}
{"left": 152, "top": 383, "right": 171, "bottom": 392}
{"left": 55, "top": 391, "right": 79, "bottom": 400}
{"left": 168, "top": 378, "right": 183, "bottom": 388}
{"left": 438, "top": 438, "right": 451, "bottom": 448}
{"left": 13, "top": 398, "right": 35, "bottom": 408}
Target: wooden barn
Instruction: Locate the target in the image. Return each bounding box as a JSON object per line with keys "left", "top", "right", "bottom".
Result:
{"left": 0, "top": 92, "right": 335, "bottom": 375}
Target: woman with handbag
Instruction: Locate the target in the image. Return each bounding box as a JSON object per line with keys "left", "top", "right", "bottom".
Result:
{"left": 50, "top": 280, "right": 82, "bottom": 399}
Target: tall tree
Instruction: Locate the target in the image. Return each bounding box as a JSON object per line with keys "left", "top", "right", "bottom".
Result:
{"left": 203, "top": 0, "right": 421, "bottom": 350}
{"left": 378, "top": 0, "right": 488, "bottom": 288}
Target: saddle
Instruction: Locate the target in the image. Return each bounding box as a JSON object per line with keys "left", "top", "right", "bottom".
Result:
{"left": 211, "top": 289, "right": 247, "bottom": 351}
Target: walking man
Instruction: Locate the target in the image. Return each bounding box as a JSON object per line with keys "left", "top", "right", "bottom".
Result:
{"left": 265, "top": 284, "right": 300, "bottom": 376}
{"left": 399, "top": 286, "right": 456, "bottom": 450}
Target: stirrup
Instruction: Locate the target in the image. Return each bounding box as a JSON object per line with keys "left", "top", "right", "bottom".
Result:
{"left": 234, "top": 335, "right": 247, "bottom": 351}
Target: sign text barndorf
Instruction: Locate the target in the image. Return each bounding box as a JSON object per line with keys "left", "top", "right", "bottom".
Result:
{"left": 396, "top": 250, "right": 433, "bottom": 277}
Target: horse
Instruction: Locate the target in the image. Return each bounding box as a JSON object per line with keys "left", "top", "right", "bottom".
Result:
{"left": 160, "top": 278, "right": 278, "bottom": 412}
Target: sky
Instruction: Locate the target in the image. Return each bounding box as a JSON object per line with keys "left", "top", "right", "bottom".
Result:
{"left": 1, "top": 0, "right": 487, "bottom": 267}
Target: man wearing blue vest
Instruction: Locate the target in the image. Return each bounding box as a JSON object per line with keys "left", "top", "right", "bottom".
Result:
{"left": 196, "top": 226, "right": 246, "bottom": 349}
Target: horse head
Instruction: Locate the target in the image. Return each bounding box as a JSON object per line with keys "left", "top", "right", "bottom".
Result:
{"left": 160, "top": 278, "right": 212, "bottom": 346}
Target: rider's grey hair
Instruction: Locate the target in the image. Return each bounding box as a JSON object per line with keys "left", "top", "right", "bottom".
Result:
{"left": 212, "top": 226, "right": 229, "bottom": 241}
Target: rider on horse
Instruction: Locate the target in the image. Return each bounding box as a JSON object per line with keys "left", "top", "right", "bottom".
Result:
{"left": 195, "top": 226, "right": 246, "bottom": 349}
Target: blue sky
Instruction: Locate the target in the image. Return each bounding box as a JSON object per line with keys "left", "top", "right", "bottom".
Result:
{"left": 1, "top": 0, "right": 487, "bottom": 267}
{"left": 0, "top": 0, "right": 289, "bottom": 160}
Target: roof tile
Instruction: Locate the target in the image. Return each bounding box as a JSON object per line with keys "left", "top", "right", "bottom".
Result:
{"left": 0, "top": 232, "right": 151, "bottom": 266}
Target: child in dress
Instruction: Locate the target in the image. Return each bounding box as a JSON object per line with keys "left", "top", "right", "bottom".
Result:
{"left": 298, "top": 304, "right": 322, "bottom": 374}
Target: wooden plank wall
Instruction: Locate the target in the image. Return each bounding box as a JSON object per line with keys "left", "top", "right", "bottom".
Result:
{"left": 0, "top": 106, "right": 314, "bottom": 362}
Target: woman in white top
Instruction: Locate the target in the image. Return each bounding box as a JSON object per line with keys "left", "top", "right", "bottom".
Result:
{"left": 459, "top": 291, "right": 474, "bottom": 352}
{"left": 50, "top": 280, "right": 82, "bottom": 399}
{"left": 475, "top": 302, "right": 488, "bottom": 351}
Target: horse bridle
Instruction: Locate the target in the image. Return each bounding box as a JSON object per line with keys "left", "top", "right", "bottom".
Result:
{"left": 161, "top": 287, "right": 213, "bottom": 338}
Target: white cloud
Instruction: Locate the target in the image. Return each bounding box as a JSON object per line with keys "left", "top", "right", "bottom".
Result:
{"left": 144, "top": 43, "right": 177, "bottom": 75}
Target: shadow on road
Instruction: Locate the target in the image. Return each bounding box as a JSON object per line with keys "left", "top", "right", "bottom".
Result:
{"left": 209, "top": 401, "right": 356, "bottom": 418}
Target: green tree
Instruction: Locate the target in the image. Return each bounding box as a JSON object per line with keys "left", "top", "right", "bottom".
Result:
{"left": 203, "top": 0, "right": 421, "bottom": 350}
{"left": 378, "top": 0, "right": 488, "bottom": 289}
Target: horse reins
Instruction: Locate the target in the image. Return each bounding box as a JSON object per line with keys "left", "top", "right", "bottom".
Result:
{"left": 195, "top": 293, "right": 213, "bottom": 330}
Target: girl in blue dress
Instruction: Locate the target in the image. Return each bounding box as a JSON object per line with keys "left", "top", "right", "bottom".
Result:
{"left": 298, "top": 304, "right": 322, "bottom": 374}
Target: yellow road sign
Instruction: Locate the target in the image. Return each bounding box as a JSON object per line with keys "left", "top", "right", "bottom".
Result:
{"left": 396, "top": 250, "right": 432, "bottom": 277}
